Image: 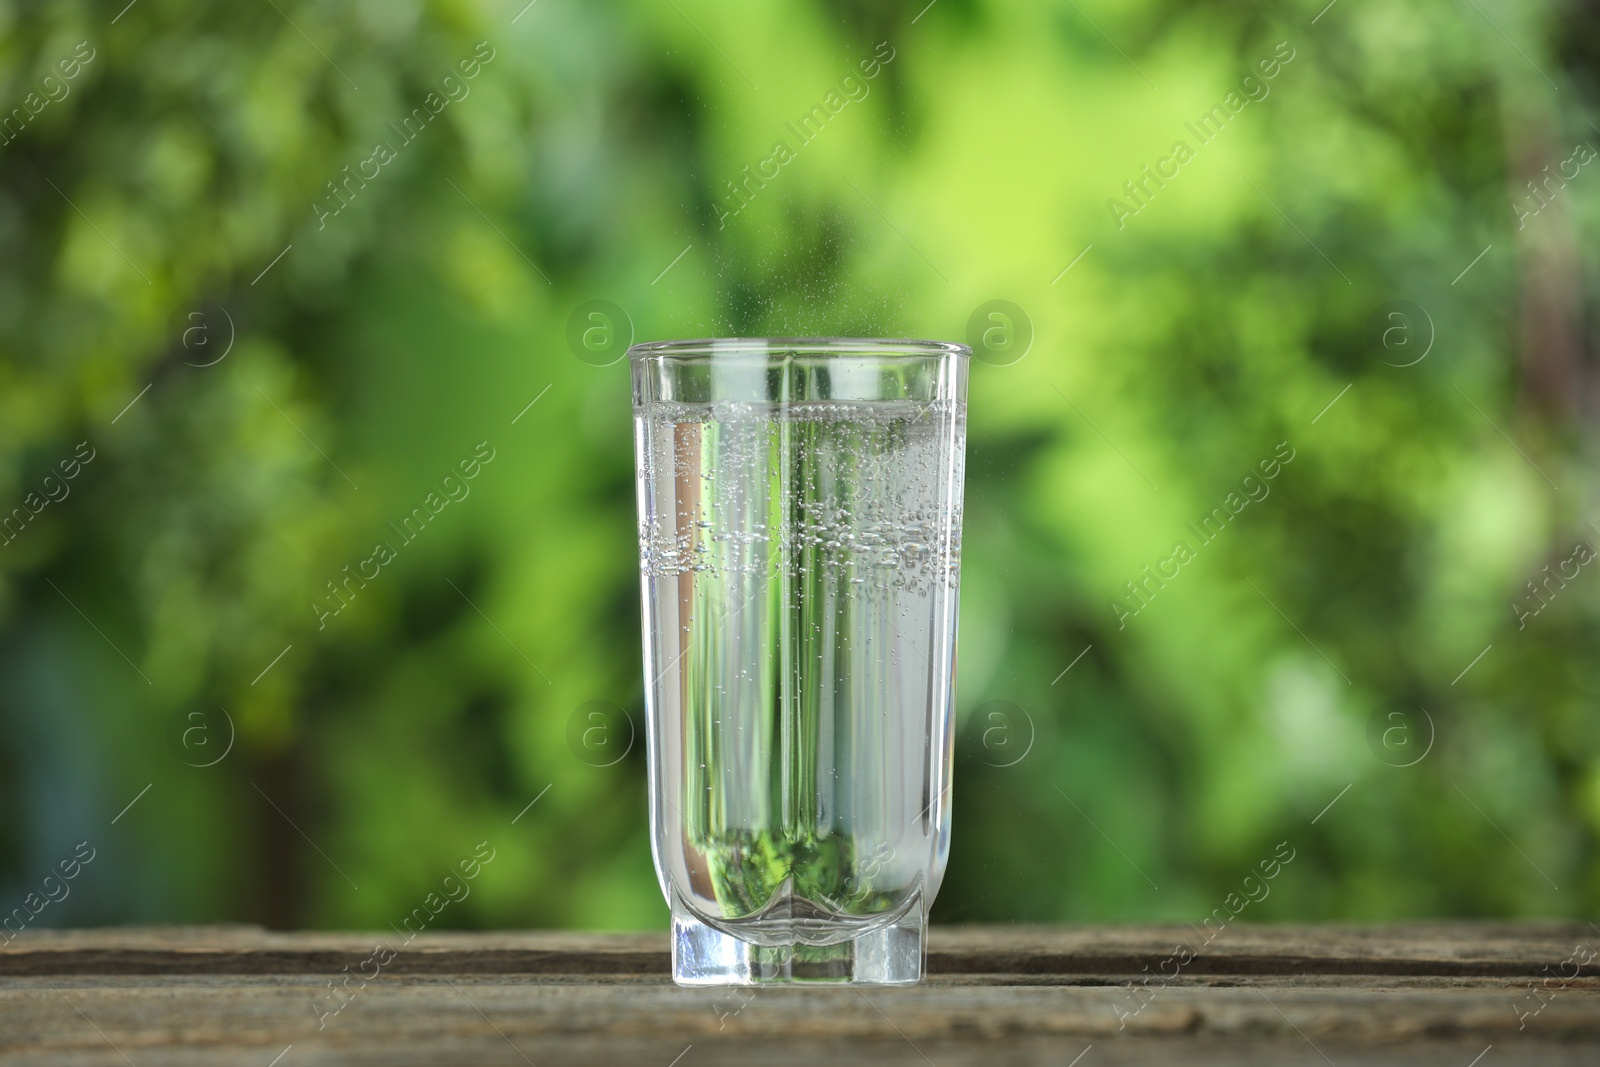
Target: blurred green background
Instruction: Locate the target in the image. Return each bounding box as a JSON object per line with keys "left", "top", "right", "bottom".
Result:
{"left": 1, "top": 0, "right": 1598, "bottom": 934}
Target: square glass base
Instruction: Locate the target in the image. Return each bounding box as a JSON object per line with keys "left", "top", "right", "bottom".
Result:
{"left": 671, "top": 911, "right": 926, "bottom": 986}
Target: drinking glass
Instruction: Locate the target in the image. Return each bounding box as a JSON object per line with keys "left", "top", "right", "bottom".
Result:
{"left": 630, "top": 338, "right": 969, "bottom": 985}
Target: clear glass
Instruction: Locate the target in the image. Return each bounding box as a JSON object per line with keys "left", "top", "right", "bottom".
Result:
{"left": 631, "top": 338, "right": 969, "bottom": 986}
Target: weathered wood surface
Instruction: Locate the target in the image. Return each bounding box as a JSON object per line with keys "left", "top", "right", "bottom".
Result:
{"left": 2, "top": 924, "right": 1598, "bottom": 1065}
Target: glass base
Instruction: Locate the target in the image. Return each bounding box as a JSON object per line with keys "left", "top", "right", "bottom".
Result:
{"left": 671, "top": 910, "right": 926, "bottom": 986}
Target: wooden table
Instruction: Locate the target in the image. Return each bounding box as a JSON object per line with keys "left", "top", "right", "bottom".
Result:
{"left": 3, "top": 924, "right": 1598, "bottom": 1065}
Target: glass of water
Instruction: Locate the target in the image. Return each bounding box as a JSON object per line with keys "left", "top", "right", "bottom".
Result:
{"left": 631, "top": 338, "right": 969, "bottom": 986}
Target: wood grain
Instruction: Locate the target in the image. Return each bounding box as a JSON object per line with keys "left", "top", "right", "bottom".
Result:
{"left": 2, "top": 924, "right": 1597, "bottom": 1066}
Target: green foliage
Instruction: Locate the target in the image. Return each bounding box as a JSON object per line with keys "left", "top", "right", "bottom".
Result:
{"left": 0, "top": 0, "right": 1596, "bottom": 930}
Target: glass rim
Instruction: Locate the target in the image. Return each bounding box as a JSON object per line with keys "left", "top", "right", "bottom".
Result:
{"left": 627, "top": 337, "right": 971, "bottom": 362}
